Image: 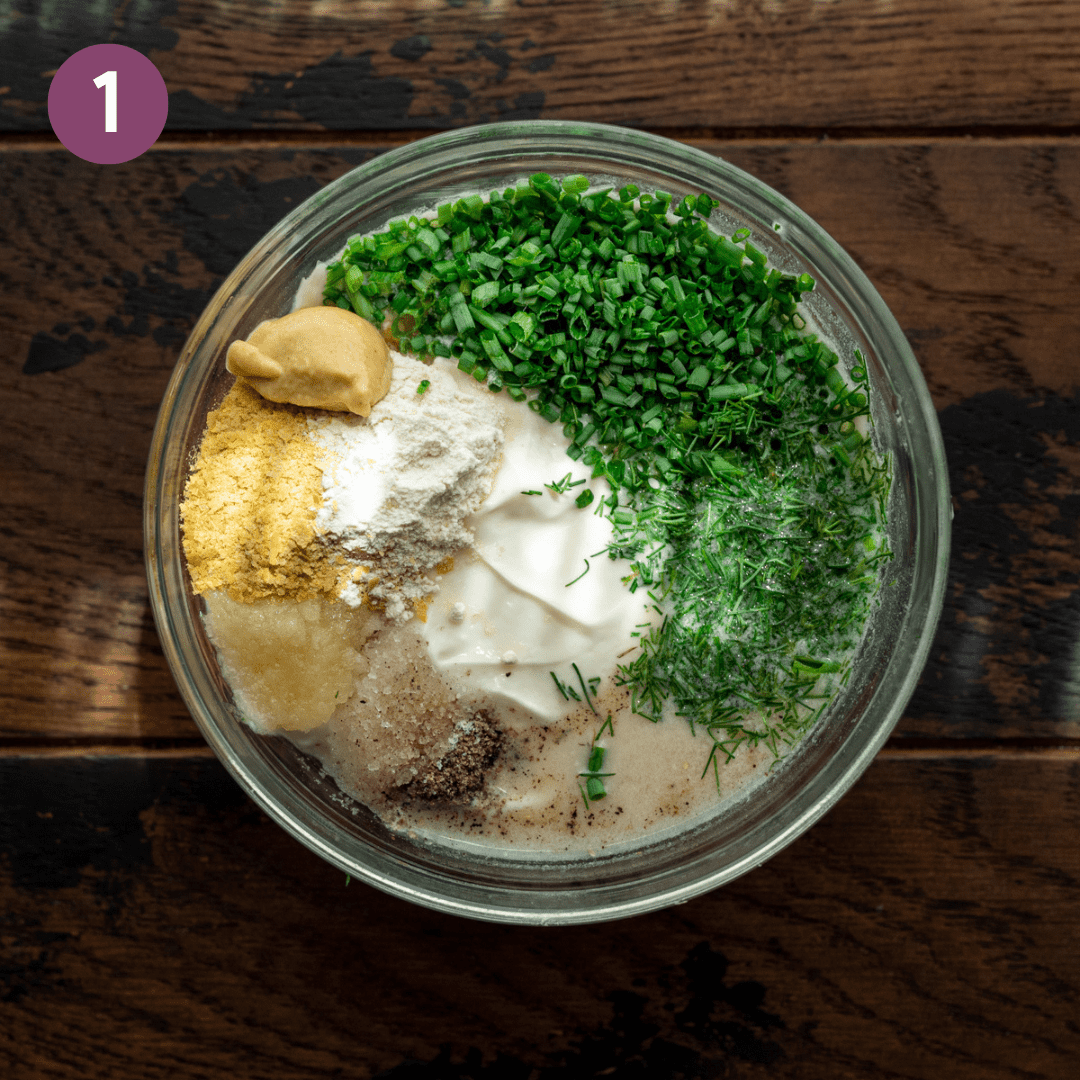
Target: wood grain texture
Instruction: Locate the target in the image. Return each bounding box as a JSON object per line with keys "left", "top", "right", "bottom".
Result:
{"left": 2, "top": 1, "right": 1080, "bottom": 135}
{"left": 3, "top": 141, "right": 1079, "bottom": 743}
{"left": 1, "top": 752, "right": 1077, "bottom": 1079}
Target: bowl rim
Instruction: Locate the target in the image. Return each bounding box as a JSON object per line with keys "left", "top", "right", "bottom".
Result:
{"left": 145, "top": 119, "right": 951, "bottom": 925}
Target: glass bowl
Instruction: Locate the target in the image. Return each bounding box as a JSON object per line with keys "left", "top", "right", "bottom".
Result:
{"left": 144, "top": 121, "right": 949, "bottom": 925}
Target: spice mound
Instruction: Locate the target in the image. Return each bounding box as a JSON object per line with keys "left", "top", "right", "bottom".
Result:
{"left": 402, "top": 711, "right": 503, "bottom": 802}
{"left": 180, "top": 380, "right": 340, "bottom": 602}
{"left": 226, "top": 306, "right": 392, "bottom": 416}
{"left": 181, "top": 348, "right": 518, "bottom": 816}
{"left": 181, "top": 350, "right": 503, "bottom": 620}
{"left": 310, "top": 353, "right": 504, "bottom": 622}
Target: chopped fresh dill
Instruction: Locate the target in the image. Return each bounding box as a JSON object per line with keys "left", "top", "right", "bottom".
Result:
{"left": 615, "top": 426, "right": 891, "bottom": 768}
{"left": 328, "top": 178, "right": 893, "bottom": 771}
{"left": 549, "top": 670, "right": 581, "bottom": 702}
{"left": 521, "top": 489, "right": 543, "bottom": 496}
{"left": 572, "top": 662, "right": 599, "bottom": 715}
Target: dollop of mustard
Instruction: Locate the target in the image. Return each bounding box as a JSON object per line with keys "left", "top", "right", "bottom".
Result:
{"left": 226, "top": 306, "right": 392, "bottom": 416}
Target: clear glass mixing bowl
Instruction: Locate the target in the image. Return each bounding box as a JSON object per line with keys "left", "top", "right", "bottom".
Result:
{"left": 144, "top": 121, "right": 950, "bottom": 925}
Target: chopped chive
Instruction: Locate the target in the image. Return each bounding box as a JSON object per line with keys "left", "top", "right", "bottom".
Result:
{"left": 579, "top": 714, "right": 615, "bottom": 806}
{"left": 572, "top": 662, "right": 599, "bottom": 715}
{"left": 566, "top": 558, "right": 590, "bottom": 587}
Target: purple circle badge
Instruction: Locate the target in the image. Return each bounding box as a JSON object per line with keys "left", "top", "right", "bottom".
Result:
{"left": 48, "top": 44, "right": 169, "bottom": 165}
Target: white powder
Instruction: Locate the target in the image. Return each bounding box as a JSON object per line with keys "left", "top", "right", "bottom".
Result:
{"left": 308, "top": 352, "right": 505, "bottom": 622}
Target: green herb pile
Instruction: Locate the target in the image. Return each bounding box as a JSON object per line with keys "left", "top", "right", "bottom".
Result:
{"left": 323, "top": 173, "right": 892, "bottom": 773}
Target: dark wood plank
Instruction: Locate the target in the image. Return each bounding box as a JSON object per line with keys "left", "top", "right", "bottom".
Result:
{"left": 1, "top": 751, "right": 1077, "bottom": 1078}
{"left": 3, "top": 141, "right": 1079, "bottom": 742}
{"left": 3, "top": 1, "right": 1080, "bottom": 135}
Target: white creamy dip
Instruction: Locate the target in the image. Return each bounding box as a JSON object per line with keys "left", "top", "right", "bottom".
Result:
{"left": 423, "top": 359, "right": 654, "bottom": 728}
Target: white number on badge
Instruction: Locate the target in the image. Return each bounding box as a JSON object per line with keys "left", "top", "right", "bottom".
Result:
{"left": 93, "top": 70, "right": 117, "bottom": 133}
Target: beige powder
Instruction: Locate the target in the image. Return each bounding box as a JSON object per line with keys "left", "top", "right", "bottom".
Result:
{"left": 181, "top": 380, "right": 348, "bottom": 602}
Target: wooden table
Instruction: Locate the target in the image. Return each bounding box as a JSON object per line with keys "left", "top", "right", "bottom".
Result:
{"left": 2, "top": 3, "right": 1079, "bottom": 1076}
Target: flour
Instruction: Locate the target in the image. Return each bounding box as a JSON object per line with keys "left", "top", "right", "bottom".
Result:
{"left": 308, "top": 352, "right": 505, "bottom": 622}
